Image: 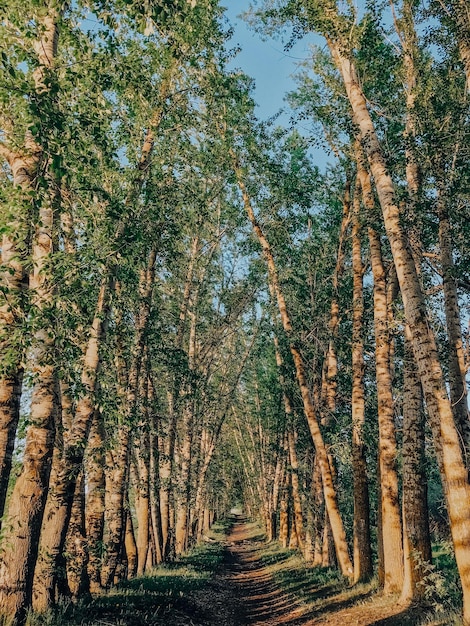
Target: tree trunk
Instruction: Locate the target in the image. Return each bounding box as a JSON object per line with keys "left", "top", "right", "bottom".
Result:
{"left": 125, "top": 506, "right": 138, "bottom": 580}
{"left": 438, "top": 197, "right": 470, "bottom": 455}
{"left": 356, "top": 145, "right": 404, "bottom": 593}
{"left": 0, "top": 368, "right": 23, "bottom": 521}
{"left": 64, "top": 471, "right": 89, "bottom": 600}
{"left": 133, "top": 448, "right": 150, "bottom": 575}
{"left": 287, "top": 426, "right": 305, "bottom": 550}
{"left": 400, "top": 332, "right": 432, "bottom": 604}
{"left": 85, "top": 409, "right": 106, "bottom": 593}
{"left": 279, "top": 471, "right": 289, "bottom": 549}
{"left": 101, "top": 424, "right": 130, "bottom": 588}
{"left": 148, "top": 379, "right": 163, "bottom": 565}
{"left": 323, "top": 183, "right": 351, "bottom": 416}
{"left": 351, "top": 186, "right": 372, "bottom": 583}
{"left": 234, "top": 156, "right": 353, "bottom": 578}
{"left": 329, "top": 38, "right": 470, "bottom": 621}
{"left": 0, "top": 196, "right": 58, "bottom": 625}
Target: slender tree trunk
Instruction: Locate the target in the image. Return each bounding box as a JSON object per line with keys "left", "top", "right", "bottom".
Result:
{"left": 351, "top": 186, "right": 372, "bottom": 583}
{"left": 312, "top": 456, "right": 324, "bottom": 567}
{"left": 279, "top": 470, "right": 289, "bottom": 549}
{"left": 133, "top": 450, "right": 150, "bottom": 576}
{"left": 438, "top": 197, "right": 470, "bottom": 455}
{"left": 234, "top": 158, "right": 352, "bottom": 577}
{"left": 322, "top": 511, "right": 337, "bottom": 568}
{"left": 356, "top": 145, "right": 404, "bottom": 593}
{"left": 64, "top": 471, "right": 89, "bottom": 600}
{"left": 125, "top": 505, "right": 138, "bottom": 580}
{"left": 101, "top": 424, "right": 130, "bottom": 588}
{"left": 0, "top": 233, "right": 26, "bottom": 521}
{"left": 287, "top": 426, "right": 305, "bottom": 550}
{"left": 149, "top": 378, "right": 163, "bottom": 565}
{"left": 329, "top": 37, "right": 470, "bottom": 620}
{"left": 85, "top": 409, "right": 106, "bottom": 593}
{"left": 0, "top": 193, "right": 58, "bottom": 625}
{"left": 400, "top": 332, "right": 432, "bottom": 604}
{"left": 0, "top": 369, "right": 23, "bottom": 521}
{"left": 323, "top": 183, "right": 351, "bottom": 416}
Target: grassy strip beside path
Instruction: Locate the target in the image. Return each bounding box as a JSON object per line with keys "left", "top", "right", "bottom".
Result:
{"left": 254, "top": 529, "right": 462, "bottom": 625}
{"left": 28, "top": 521, "right": 231, "bottom": 626}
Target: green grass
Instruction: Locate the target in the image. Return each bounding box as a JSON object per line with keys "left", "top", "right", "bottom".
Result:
{"left": 253, "top": 530, "right": 464, "bottom": 626}
{"left": 26, "top": 521, "right": 230, "bottom": 626}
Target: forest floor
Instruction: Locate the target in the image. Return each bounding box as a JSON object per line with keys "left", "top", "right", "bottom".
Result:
{"left": 36, "top": 516, "right": 460, "bottom": 626}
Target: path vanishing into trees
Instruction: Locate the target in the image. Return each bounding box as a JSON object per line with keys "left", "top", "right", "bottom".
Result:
{"left": 2, "top": 2, "right": 470, "bottom": 625}
{"left": 61, "top": 516, "right": 444, "bottom": 626}
{"left": 211, "top": 518, "right": 415, "bottom": 626}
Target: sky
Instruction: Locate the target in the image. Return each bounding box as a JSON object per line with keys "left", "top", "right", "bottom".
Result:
{"left": 222, "top": 2, "right": 318, "bottom": 121}
{"left": 220, "top": 2, "right": 332, "bottom": 170}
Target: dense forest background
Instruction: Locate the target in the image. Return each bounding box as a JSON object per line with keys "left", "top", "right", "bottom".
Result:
{"left": 0, "top": 0, "right": 469, "bottom": 624}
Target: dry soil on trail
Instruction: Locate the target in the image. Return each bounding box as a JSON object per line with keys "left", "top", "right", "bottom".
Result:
{"left": 63, "top": 518, "right": 453, "bottom": 625}
{"left": 206, "top": 518, "right": 448, "bottom": 626}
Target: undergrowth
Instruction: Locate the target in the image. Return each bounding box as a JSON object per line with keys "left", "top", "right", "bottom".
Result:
{"left": 25, "top": 520, "right": 230, "bottom": 626}
{"left": 254, "top": 526, "right": 463, "bottom": 626}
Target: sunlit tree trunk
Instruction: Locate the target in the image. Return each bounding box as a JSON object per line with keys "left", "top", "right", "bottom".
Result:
{"left": 64, "top": 471, "right": 88, "bottom": 599}
{"left": 125, "top": 504, "right": 137, "bottom": 580}
{"left": 33, "top": 379, "right": 76, "bottom": 609}
{"left": 101, "top": 424, "right": 130, "bottom": 588}
{"left": 84, "top": 409, "right": 106, "bottom": 592}
{"left": 133, "top": 448, "right": 150, "bottom": 576}
{"left": 356, "top": 145, "right": 403, "bottom": 593}
{"left": 0, "top": 182, "right": 58, "bottom": 625}
{"left": 329, "top": 36, "right": 470, "bottom": 620}
{"left": 31, "top": 276, "right": 113, "bottom": 610}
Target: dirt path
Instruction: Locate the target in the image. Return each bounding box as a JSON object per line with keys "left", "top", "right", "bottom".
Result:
{"left": 205, "top": 518, "right": 442, "bottom": 626}
{"left": 215, "top": 519, "right": 306, "bottom": 625}
{"left": 69, "top": 518, "right": 449, "bottom": 625}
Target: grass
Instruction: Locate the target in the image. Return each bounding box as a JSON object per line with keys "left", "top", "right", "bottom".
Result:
{"left": 26, "top": 521, "right": 231, "bottom": 626}
{"left": 252, "top": 527, "right": 464, "bottom": 626}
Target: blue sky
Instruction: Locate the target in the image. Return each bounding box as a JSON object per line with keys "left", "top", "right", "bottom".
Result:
{"left": 222, "top": 2, "right": 318, "bottom": 121}
{"left": 220, "top": 2, "right": 332, "bottom": 170}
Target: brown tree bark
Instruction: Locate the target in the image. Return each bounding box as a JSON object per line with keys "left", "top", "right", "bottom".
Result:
{"left": 64, "top": 471, "right": 88, "bottom": 600}
{"left": 124, "top": 504, "right": 138, "bottom": 580}
{"left": 400, "top": 332, "right": 432, "bottom": 604}
{"left": 85, "top": 409, "right": 106, "bottom": 593}
{"left": 279, "top": 471, "right": 290, "bottom": 549}
{"left": 30, "top": 277, "right": 113, "bottom": 610}
{"left": 287, "top": 426, "right": 305, "bottom": 551}
{"left": 356, "top": 144, "right": 404, "bottom": 593}
{"left": 0, "top": 179, "right": 59, "bottom": 624}
{"left": 175, "top": 295, "right": 198, "bottom": 556}
{"left": 101, "top": 424, "right": 130, "bottom": 588}
{"left": 132, "top": 448, "right": 150, "bottom": 576}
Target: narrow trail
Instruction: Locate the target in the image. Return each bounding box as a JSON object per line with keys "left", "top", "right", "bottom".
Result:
{"left": 216, "top": 519, "right": 306, "bottom": 625}
{"left": 69, "top": 517, "right": 447, "bottom": 625}
{"left": 204, "top": 517, "right": 437, "bottom": 626}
